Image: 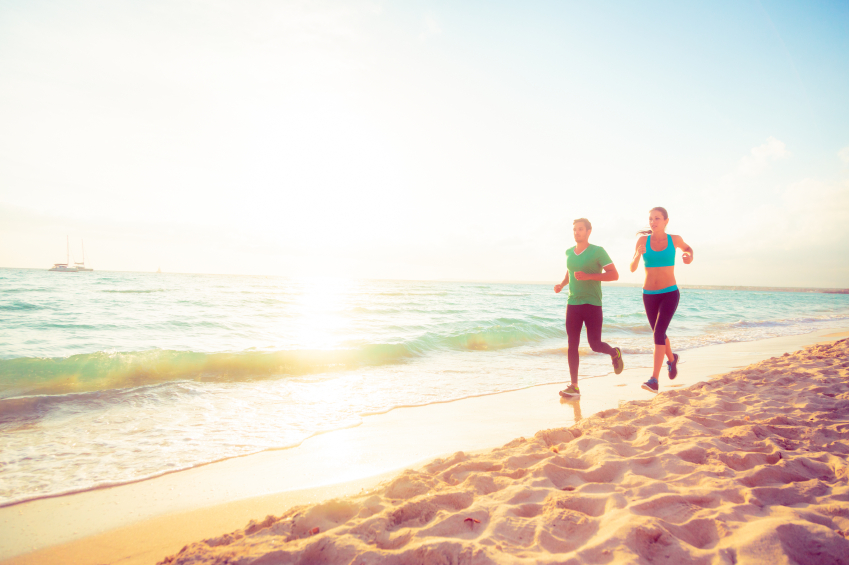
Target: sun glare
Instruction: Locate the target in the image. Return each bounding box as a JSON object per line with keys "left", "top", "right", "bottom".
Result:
{"left": 289, "top": 276, "right": 355, "bottom": 349}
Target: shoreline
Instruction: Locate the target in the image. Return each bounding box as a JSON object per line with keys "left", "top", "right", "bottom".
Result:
{"left": 2, "top": 328, "right": 848, "bottom": 564}
{"left": 157, "top": 333, "right": 849, "bottom": 564}
{"left": 8, "top": 327, "right": 847, "bottom": 512}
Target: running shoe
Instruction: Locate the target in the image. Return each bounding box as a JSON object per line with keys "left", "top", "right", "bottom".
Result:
{"left": 611, "top": 347, "right": 624, "bottom": 375}
{"left": 667, "top": 353, "right": 679, "bottom": 380}
{"left": 559, "top": 384, "right": 581, "bottom": 397}
{"left": 642, "top": 378, "right": 658, "bottom": 393}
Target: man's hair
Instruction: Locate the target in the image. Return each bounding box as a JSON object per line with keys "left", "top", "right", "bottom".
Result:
{"left": 573, "top": 218, "right": 592, "bottom": 230}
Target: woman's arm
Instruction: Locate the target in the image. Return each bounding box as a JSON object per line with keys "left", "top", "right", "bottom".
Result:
{"left": 554, "top": 272, "right": 569, "bottom": 293}
{"left": 629, "top": 236, "right": 647, "bottom": 272}
{"left": 672, "top": 235, "right": 693, "bottom": 264}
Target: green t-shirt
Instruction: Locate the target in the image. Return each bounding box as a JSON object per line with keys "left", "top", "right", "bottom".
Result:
{"left": 565, "top": 244, "right": 613, "bottom": 306}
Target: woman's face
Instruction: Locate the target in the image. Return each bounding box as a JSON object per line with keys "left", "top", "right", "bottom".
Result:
{"left": 649, "top": 210, "right": 668, "bottom": 233}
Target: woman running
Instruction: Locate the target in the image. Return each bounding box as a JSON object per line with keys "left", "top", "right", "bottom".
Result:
{"left": 629, "top": 207, "right": 693, "bottom": 393}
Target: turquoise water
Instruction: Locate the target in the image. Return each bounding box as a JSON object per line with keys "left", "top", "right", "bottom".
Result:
{"left": 1, "top": 268, "right": 848, "bottom": 506}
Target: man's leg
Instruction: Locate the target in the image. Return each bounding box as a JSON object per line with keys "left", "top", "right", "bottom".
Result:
{"left": 565, "top": 305, "right": 584, "bottom": 385}
{"left": 584, "top": 305, "right": 616, "bottom": 357}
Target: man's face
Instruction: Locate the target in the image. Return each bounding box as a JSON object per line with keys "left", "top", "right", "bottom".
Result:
{"left": 573, "top": 223, "right": 590, "bottom": 243}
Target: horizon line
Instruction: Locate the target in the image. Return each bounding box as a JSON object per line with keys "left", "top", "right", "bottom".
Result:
{"left": 1, "top": 267, "right": 847, "bottom": 293}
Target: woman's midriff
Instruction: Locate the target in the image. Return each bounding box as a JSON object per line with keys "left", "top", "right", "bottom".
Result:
{"left": 643, "top": 266, "right": 676, "bottom": 291}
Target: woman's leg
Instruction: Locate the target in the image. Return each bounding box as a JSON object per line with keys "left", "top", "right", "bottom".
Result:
{"left": 651, "top": 291, "right": 680, "bottom": 377}
{"left": 652, "top": 345, "right": 666, "bottom": 379}
{"left": 643, "top": 294, "right": 663, "bottom": 378}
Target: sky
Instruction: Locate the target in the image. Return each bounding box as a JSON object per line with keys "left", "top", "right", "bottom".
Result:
{"left": 1, "top": 0, "right": 848, "bottom": 287}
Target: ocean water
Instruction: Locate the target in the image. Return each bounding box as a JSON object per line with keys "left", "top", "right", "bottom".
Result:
{"left": 1, "top": 268, "right": 848, "bottom": 506}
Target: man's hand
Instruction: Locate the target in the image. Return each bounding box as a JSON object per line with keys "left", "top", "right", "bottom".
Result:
{"left": 554, "top": 284, "right": 564, "bottom": 293}
{"left": 574, "top": 271, "right": 591, "bottom": 281}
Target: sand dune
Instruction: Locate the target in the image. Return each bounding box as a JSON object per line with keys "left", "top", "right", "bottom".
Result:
{"left": 159, "top": 340, "right": 849, "bottom": 564}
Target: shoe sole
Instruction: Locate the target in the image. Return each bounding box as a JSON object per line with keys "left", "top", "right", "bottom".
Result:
{"left": 641, "top": 383, "right": 658, "bottom": 393}
{"left": 559, "top": 391, "right": 580, "bottom": 398}
{"left": 668, "top": 353, "right": 679, "bottom": 380}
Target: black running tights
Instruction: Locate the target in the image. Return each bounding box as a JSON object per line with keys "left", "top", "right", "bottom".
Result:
{"left": 566, "top": 304, "right": 615, "bottom": 383}
{"left": 642, "top": 290, "right": 680, "bottom": 346}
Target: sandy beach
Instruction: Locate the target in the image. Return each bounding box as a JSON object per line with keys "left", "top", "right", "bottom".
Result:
{"left": 157, "top": 336, "right": 849, "bottom": 564}
{"left": 2, "top": 329, "right": 847, "bottom": 565}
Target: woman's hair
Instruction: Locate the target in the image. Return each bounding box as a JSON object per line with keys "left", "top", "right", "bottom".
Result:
{"left": 636, "top": 207, "right": 668, "bottom": 236}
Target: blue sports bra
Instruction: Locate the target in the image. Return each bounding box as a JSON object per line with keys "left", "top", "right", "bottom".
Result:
{"left": 643, "top": 234, "right": 675, "bottom": 268}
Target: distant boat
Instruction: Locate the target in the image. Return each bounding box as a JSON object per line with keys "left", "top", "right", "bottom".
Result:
{"left": 74, "top": 240, "right": 93, "bottom": 272}
{"left": 49, "top": 236, "right": 78, "bottom": 272}
{"left": 156, "top": 267, "right": 162, "bottom": 273}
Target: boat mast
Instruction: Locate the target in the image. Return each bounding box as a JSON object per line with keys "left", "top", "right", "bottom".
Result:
{"left": 66, "top": 235, "right": 69, "bottom": 265}
{"left": 76, "top": 240, "right": 85, "bottom": 267}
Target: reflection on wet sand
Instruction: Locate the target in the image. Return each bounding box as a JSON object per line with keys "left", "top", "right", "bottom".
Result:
{"left": 560, "top": 396, "right": 582, "bottom": 422}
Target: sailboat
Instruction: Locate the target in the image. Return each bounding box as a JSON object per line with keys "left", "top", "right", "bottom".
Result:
{"left": 49, "top": 236, "right": 78, "bottom": 272}
{"left": 75, "top": 240, "right": 93, "bottom": 272}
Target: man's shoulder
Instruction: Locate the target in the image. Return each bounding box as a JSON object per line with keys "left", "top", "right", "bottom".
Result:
{"left": 565, "top": 245, "right": 577, "bottom": 255}
{"left": 589, "top": 244, "right": 613, "bottom": 265}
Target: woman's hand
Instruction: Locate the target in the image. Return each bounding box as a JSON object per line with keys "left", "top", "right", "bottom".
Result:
{"left": 635, "top": 242, "right": 646, "bottom": 256}
{"left": 674, "top": 236, "right": 693, "bottom": 264}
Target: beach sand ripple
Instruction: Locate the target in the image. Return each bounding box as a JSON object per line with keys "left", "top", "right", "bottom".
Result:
{"left": 158, "top": 340, "right": 849, "bottom": 565}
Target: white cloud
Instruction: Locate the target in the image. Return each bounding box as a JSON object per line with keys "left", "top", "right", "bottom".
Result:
{"left": 738, "top": 176, "right": 849, "bottom": 252}
{"left": 738, "top": 136, "right": 790, "bottom": 175}
{"left": 682, "top": 174, "right": 849, "bottom": 287}
{"left": 782, "top": 177, "right": 849, "bottom": 224}
{"left": 839, "top": 146, "right": 849, "bottom": 164}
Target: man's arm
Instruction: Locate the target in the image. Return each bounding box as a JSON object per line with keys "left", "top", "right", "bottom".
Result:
{"left": 554, "top": 272, "right": 569, "bottom": 293}
{"left": 630, "top": 236, "right": 646, "bottom": 272}
{"left": 574, "top": 264, "right": 619, "bottom": 281}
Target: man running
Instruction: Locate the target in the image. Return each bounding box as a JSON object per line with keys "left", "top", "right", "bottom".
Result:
{"left": 554, "top": 218, "right": 624, "bottom": 397}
